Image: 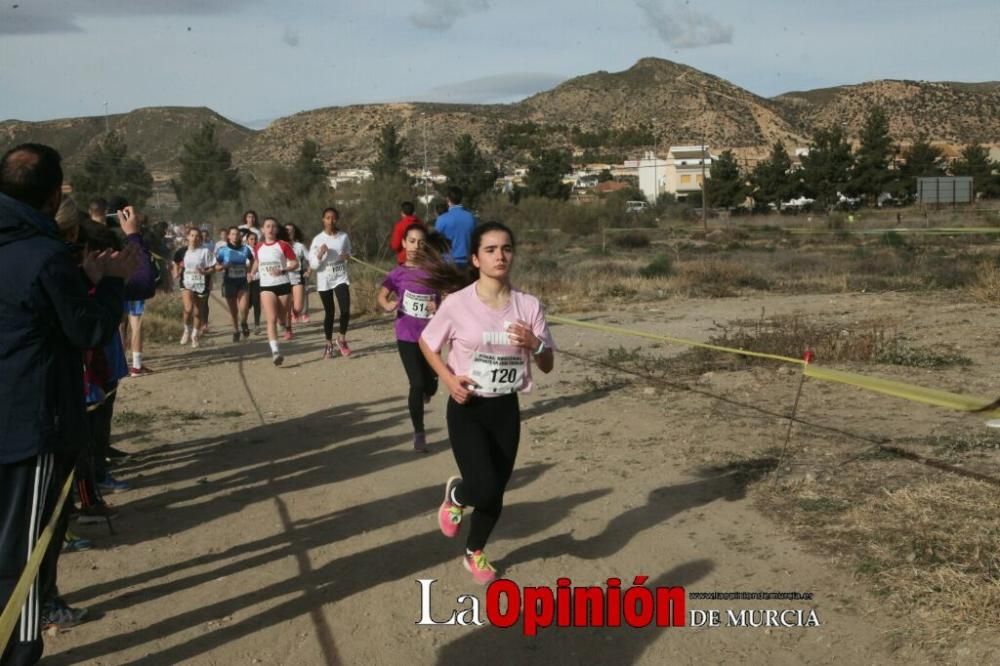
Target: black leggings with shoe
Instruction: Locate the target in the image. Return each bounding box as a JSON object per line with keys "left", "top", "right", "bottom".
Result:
{"left": 397, "top": 340, "right": 438, "bottom": 433}
{"left": 248, "top": 281, "right": 261, "bottom": 328}
{"left": 446, "top": 394, "right": 520, "bottom": 552}
{"left": 319, "top": 284, "right": 350, "bottom": 340}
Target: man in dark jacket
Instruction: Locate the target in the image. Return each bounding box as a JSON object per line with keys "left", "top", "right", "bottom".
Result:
{"left": 0, "top": 144, "right": 137, "bottom": 666}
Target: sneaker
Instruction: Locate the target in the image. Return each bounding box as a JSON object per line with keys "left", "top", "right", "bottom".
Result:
{"left": 283, "top": 329, "right": 294, "bottom": 341}
{"left": 413, "top": 432, "right": 428, "bottom": 453}
{"left": 462, "top": 550, "right": 498, "bottom": 585}
{"left": 323, "top": 342, "right": 333, "bottom": 360}
{"left": 77, "top": 503, "right": 118, "bottom": 524}
{"left": 437, "top": 476, "right": 463, "bottom": 538}
{"left": 336, "top": 339, "right": 352, "bottom": 357}
{"left": 300, "top": 313, "right": 311, "bottom": 324}
{"left": 41, "top": 599, "right": 88, "bottom": 630}
{"left": 232, "top": 331, "right": 241, "bottom": 343}
{"left": 253, "top": 326, "right": 261, "bottom": 336}
{"left": 129, "top": 365, "right": 154, "bottom": 378}
{"left": 179, "top": 329, "right": 191, "bottom": 345}
{"left": 242, "top": 323, "right": 250, "bottom": 339}
{"left": 272, "top": 352, "right": 284, "bottom": 367}
{"left": 291, "top": 314, "right": 300, "bottom": 324}
{"left": 191, "top": 335, "right": 200, "bottom": 349}
{"left": 201, "top": 324, "right": 210, "bottom": 336}
{"left": 63, "top": 531, "right": 93, "bottom": 553}
{"left": 97, "top": 474, "right": 130, "bottom": 493}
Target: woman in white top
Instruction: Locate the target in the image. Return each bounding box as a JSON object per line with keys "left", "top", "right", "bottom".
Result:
{"left": 308, "top": 207, "right": 353, "bottom": 359}
{"left": 173, "top": 226, "right": 217, "bottom": 349}
{"left": 285, "top": 223, "right": 312, "bottom": 335}
{"left": 249, "top": 217, "right": 299, "bottom": 366}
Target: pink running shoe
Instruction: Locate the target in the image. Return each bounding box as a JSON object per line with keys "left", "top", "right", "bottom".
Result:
{"left": 463, "top": 550, "right": 497, "bottom": 585}
{"left": 437, "top": 476, "right": 463, "bottom": 538}
{"left": 300, "top": 313, "right": 311, "bottom": 324}
{"left": 337, "top": 339, "right": 351, "bottom": 357}
{"left": 283, "top": 329, "right": 294, "bottom": 341}
{"left": 291, "top": 314, "right": 300, "bottom": 324}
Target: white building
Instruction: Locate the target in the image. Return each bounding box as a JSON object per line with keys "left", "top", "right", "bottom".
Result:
{"left": 328, "top": 168, "right": 373, "bottom": 189}
{"left": 635, "top": 146, "right": 714, "bottom": 203}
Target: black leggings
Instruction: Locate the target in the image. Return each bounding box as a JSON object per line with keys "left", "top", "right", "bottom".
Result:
{"left": 249, "top": 281, "right": 261, "bottom": 327}
{"left": 397, "top": 340, "right": 438, "bottom": 432}
{"left": 90, "top": 389, "right": 117, "bottom": 480}
{"left": 447, "top": 394, "right": 520, "bottom": 552}
{"left": 319, "top": 284, "right": 350, "bottom": 340}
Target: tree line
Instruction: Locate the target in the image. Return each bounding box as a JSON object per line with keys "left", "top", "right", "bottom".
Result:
{"left": 707, "top": 106, "right": 1000, "bottom": 211}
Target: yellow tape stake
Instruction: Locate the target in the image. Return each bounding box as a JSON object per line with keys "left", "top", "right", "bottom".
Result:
{"left": 0, "top": 471, "right": 75, "bottom": 653}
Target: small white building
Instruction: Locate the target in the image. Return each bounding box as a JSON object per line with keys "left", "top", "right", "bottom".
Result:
{"left": 635, "top": 145, "right": 714, "bottom": 203}
{"left": 328, "top": 168, "right": 373, "bottom": 189}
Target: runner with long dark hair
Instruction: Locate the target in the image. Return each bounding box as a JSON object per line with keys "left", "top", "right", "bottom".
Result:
{"left": 419, "top": 221, "right": 555, "bottom": 584}
{"left": 377, "top": 223, "right": 438, "bottom": 452}
{"left": 308, "top": 207, "right": 353, "bottom": 358}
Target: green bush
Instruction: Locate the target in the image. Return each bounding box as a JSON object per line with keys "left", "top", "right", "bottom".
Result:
{"left": 639, "top": 254, "right": 673, "bottom": 278}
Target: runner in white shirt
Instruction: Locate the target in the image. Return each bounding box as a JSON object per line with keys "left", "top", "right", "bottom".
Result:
{"left": 173, "top": 227, "right": 217, "bottom": 349}
{"left": 284, "top": 223, "right": 312, "bottom": 335}
{"left": 309, "top": 207, "right": 353, "bottom": 359}
{"left": 249, "top": 217, "right": 299, "bottom": 366}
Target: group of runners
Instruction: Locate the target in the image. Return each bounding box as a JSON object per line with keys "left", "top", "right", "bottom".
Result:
{"left": 168, "top": 188, "right": 555, "bottom": 584}
{"left": 172, "top": 209, "right": 353, "bottom": 365}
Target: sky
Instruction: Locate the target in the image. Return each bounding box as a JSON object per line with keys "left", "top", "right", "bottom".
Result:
{"left": 1, "top": 0, "right": 997, "bottom": 127}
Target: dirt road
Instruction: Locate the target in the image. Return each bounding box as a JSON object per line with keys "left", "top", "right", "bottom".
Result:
{"left": 46, "top": 290, "right": 975, "bottom": 665}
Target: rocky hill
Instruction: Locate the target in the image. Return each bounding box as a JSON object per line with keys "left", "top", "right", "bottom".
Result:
{"left": 519, "top": 57, "right": 806, "bottom": 150}
{"left": 774, "top": 79, "right": 1000, "bottom": 146}
{"left": 0, "top": 107, "right": 255, "bottom": 175}
{"left": 4, "top": 59, "right": 998, "bottom": 174}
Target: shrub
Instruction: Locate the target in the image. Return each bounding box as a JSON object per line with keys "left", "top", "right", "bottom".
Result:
{"left": 639, "top": 254, "right": 673, "bottom": 278}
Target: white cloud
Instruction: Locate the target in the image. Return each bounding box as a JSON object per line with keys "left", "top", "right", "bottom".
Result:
{"left": 634, "top": 0, "right": 733, "bottom": 48}
{"left": 409, "top": 0, "right": 490, "bottom": 31}
{"left": 0, "top": 1, "right": 261, "bottom": 36}
{"left": 417, "top": 73, "right": 566, "bottom": 103}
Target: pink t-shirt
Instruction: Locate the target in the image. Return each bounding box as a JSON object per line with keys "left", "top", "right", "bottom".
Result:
{"left": 421, "top": 282, "right": 555, "bottom": 397}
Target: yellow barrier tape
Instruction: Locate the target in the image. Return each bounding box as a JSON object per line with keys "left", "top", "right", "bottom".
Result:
{"left": 350, "top": 255, "right": 1000, "bottom": 416}
{"left": 349, "top": 256, "right": 391, "bottom": 276}
{"left": 803, "top": 365, "right": 1000, "bottom": 416}
{"left": 0, "top": 471, "right": 75, "bottom": 652}
{"left": 788, "top": 227, "right": 1000, "bottom": 235}
{"left": 547, "top": 315, "right": 806, "bottom": 366}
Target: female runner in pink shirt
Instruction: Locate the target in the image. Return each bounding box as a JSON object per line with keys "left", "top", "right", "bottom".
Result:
{"left": 419, "top": 221, "right": 555, "bottom": 584}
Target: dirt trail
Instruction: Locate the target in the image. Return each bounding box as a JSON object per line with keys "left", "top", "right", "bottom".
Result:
{"left": 44, "top": 290, "right": 966, "bottom": 665}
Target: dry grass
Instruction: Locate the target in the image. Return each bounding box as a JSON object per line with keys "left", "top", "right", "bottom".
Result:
{"left": 143, "top": 295, "right": 184, "bottom": 344}
{"left": 968, "top": 261, "right": 1000, "bottom": 305}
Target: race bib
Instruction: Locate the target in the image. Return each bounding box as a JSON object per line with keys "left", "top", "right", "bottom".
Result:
{"left": 401, "top": 290, "right": 433, "bottom": 319}
{"left": 227, "top": 265, "right": 247, "bottom": 279}
{"left": 323, "top": 262, "right": 347, "bottom": 282}
{"left": 469, "top": 353, "right": 526, "bottom": 395}
{"left": 261, "top": 261, "right": 282, "bottom": 277}
{"left": 185, "top": 271, "right": 205, "bottom": 291}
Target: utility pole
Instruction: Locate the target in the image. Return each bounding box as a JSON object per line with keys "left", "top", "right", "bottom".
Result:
{"left": 422, "top": 113, "right": 430, "bottom": 219}
{"left": 652, "top": 117, "right": 658, "bottom": 207}
{"left": 103, "top": 101, "right": 110, "bottom": 134}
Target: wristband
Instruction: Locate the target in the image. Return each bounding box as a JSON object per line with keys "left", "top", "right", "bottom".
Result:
{"left": 533, "top": 340, "right": 546, "bottom": 356}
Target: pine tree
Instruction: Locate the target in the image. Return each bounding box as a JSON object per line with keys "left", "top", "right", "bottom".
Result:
{"left": 849, "top": 105, "right": 894, "bottom": 203}
{"left": 440, "top": 134, "right": 498, "bottom": 208}
{"left": 371, "top": 123, "right": 408, "bottom": 181}
{"left": 952, "top": 145, "right": 1000, "bottom": 198}
{"left": 71, "top": 132, "right": 153, "bottom": 208}
{"left": 172, "top": 122, "right": 241, "bottom": 220}
{"left": 524, "top": 149, "right": 572, "bottom": 200}
{"left": 896, "top": 139, "right": 944, "bottom": 197}
{"left": 269, "top": 140, "right": 330, "bottom": 207}
{"left": 800, "top": 127, "right": 854, "bottom": 208}
{"left": 707, "top": 150, "right": 745, "bottom": 208}
{"left": 750, "top": 142, "right": 799, "bottom": 209}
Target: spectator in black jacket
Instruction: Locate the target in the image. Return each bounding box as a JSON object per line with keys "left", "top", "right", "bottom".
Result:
{"left": 0, "top": 144, "right": 138, "bottom": 666}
